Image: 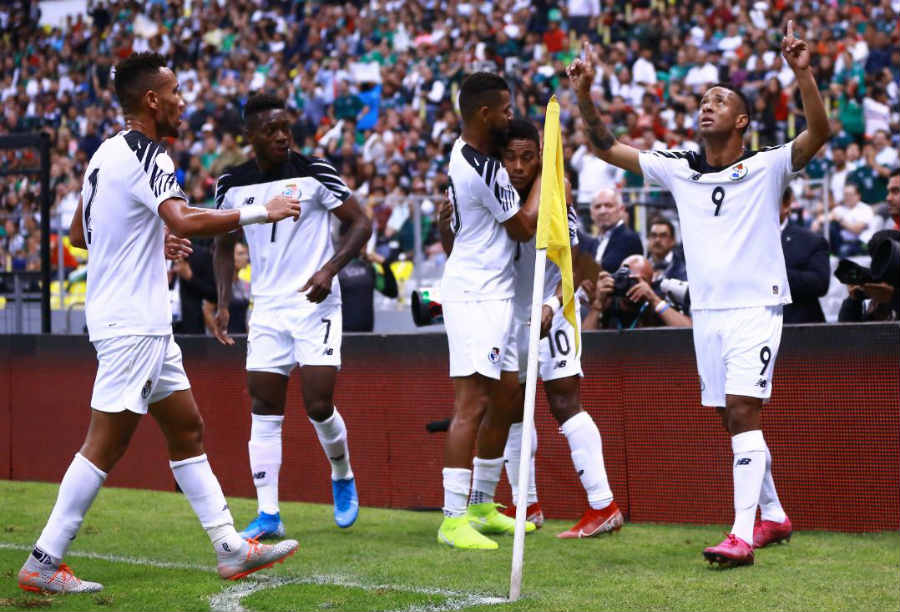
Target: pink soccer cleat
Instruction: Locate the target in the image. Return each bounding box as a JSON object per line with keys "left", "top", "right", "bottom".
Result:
{"left": 703, "top": 534, "right": 754, "bottom": 568}
{"left": 556, "top": 502, "right": 624, "bottom": 539}
{"left": 753, "top": 516, "right": 792, "bottom": 549}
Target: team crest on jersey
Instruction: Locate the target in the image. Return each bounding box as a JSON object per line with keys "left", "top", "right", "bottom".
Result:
{"left": 729, "top": 163, "right": 748, "bottom": 181}
{"left": 141, "top": 379, "right": 152, "bottom": 399}
{"left": 155, "top": 152, "right": 176, "bottom": 174}
{"left": 282, "top": 183, "right": 301, "bottom": 199}
{"left": 488, "top": 347, "right": 501, "bottom": 364}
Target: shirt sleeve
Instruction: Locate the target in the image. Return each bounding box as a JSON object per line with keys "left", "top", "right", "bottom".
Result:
{"left": 638, "top": 150, "right": 676, "bottom": 192}
{"left": 214, "top": 171, "right": 235, "bottom": 210}
{"left": 567, "top": 206, "right": 580, "bottom": 247}
{"left": 476, "top": 163, "right": 520, "bottom": 223}
{"left": 309, "top": 158, "right": 352, "bottom": 210}
{"left": 129, "top": 150, "right": 187, "bottom": 216}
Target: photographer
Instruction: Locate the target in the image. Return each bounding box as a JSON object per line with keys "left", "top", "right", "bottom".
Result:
{"left": 837, "top": 173, "right": 900, "bottom": 322}
{"left": 582, "top": 255, "right": 692, "bottom": 330}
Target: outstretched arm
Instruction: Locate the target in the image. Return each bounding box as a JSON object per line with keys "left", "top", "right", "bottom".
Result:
{"left": 782, "top": 20, "right": 831, "bottom": 171}
{"left": 567, "top": 42, "right": 642, "bottom": 176}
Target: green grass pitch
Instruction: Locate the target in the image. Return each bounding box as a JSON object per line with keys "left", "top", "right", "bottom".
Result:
{"left": 0, "top": 481, "right": 897, "bottom": 611}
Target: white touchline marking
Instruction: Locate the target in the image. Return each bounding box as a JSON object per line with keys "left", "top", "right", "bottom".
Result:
{"left": 1, "top": 542, "right": 508, "bottom": 612}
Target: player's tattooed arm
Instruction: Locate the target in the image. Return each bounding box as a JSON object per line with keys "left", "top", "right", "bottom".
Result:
{"left": 782, "top": 20, "right": 830, "bottom": 171}
{"left": 302, "top": 195, "right": 372, "bottom": 303}
{"left": 566, "top": 42, "right": 642, "bottom": 175}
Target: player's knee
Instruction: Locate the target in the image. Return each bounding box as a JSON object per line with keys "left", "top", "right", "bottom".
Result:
{"left": 725, "top": 401, "right": 758, "bottom": 434}
{"left": 169, "top": 412, "right": 205, "bottom": 455}
{"left": 548, "top": 395, "right": 580, "bottom": 425}
{"left": 305, "top": 399, "right": 334, "bottom": 422}
{"left": 250, "top": 395, "right": 284, "bottom": 416}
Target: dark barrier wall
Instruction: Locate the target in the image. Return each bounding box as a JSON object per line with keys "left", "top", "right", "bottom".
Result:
{"left": 2, "top": 324, "right": 898, "bottom": 532}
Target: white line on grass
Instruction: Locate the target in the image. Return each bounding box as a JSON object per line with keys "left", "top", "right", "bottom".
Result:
{"left": 0, "top": 542, "right": 507, "bottom": 612}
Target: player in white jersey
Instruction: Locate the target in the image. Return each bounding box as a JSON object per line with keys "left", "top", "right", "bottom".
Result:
{"left": 212, "top": 94, "right": 371, "bottom": 538}
{"left": 437, "top": 73, "right": 541, "bottom": 550}
{"left": 567, "top": 21, "right": 830, "bottom": 567}
{"left": 493, "top": 119, "right": 625, "bottom": 538}
{"left": 17, "top": 53, "right": 301, "bottom": 595}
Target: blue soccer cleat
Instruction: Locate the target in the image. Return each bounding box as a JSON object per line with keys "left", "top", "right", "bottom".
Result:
{"left": 239, "top": 511, "right": 286, "bottom": 540}
{"left": 332, "top": 478, "right": 359, "bottom": 528}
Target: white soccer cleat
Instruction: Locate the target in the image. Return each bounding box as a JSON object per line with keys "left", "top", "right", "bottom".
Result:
{"left": 18, "top": 558, "right": 103, "bottom": 594}
{"left": 216, "top": 537, "right": 299, "bottom": 581}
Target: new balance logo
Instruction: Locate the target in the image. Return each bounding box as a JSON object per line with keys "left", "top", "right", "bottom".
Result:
{"left": 690, "top": 173, "right": 701, "bottom": 181}
{"left": 243, "top": 197, "right": 255, "bottom": 206}
{"left": 555, "top": 360, "right": 567, "bottom": 368}
{"left": 324, "top": 348, "right": 334, "bottom": 356}
{"left": 577, "top": 469, "right": 585, "bottom": 477}
{"left": 736, "top": 458, "right": 752, "bottom": 466}
{"left": 330, "top": 454, "right": 345, "bottom": 462}
{"left": 222, "top": 542, "right": 231, "bottom": 553}
{"left": 32, "top": 548, "right": 53, "bottom": 565}
{"left": 253, "top": 471, "right": 266, "bottom": 479}
{"left": 755, "top": 378, "right": 768, "bottom": 389}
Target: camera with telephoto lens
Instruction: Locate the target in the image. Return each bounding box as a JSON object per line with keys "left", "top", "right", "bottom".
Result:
{"left": 834, "top": 230, "right": 900, "bottom": 289}
{"left": 611, "top": 266, "right": 638, "bottom": 298}
{"left": 654, "top": 277, "right": 690, "bottom": 308}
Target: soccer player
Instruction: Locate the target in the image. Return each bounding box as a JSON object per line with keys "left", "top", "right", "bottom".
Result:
{"left": 18, "top": 53, "right": 300, "bottom": 594}
{"left": 437, "top": 73, "right": 541, "bottom": 550}
{"left": 567, "top": 21, "right": 829, "bottom": 567}
{"left": 212, "top": 94, "right": 371, "bottom": 539}
{"left": 496, "top": 119, "right": 625, "bottom": 538}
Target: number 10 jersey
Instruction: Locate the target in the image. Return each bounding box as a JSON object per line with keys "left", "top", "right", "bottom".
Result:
{"left": 638, "top": 143, "right": 795, "bottom": 310}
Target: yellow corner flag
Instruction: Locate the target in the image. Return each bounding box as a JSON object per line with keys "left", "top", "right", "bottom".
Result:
{"left": 537, "top": 96, "right": 578, "bottom": 353}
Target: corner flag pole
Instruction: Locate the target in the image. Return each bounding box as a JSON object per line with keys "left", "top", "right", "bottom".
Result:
{"left": 509, "top": 248, "right": 546, "bottom": 602}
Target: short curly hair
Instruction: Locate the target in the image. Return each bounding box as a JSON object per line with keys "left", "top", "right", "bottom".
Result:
{"left": 114, "top": 52, "right": 168, "bottom": 114}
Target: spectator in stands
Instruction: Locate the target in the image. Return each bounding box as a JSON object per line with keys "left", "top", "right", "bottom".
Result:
{"left": 570, "top": 124, "right": 623, "bottom": 212}
{"left": 646, "top": 216, "right": 686, "bottom": 284}
{"left": 578, "top": 189, "right": 643, "bottom": 273}
{"left": 829, "top": 145, "right": 850, "bottom": 207}
{"left": 339, "top": 236, "right": 398, "bottom": 333}
{"left": 848, "top": 143, "right": 888, "bottom": 205}
{"left": 781, "top": 189, "right": 830, "bottom": 324}
{"left": 829, "top": 184, "right": 874, "bottom": 257}
{"left": 172, "top": 239, "right": 217, "bottom": 335}
{"left": 581, "top": 255, "right": 691, "bottom": 330}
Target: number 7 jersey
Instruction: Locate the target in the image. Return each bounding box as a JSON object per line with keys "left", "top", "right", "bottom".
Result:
{"left": 215, "top": 152, "right": 351, "bottom": 309}
{"left": 638, "top": 143, "right": 795, "bottom": 310}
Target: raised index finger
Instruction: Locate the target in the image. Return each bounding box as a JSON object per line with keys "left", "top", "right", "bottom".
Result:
{"left": 786, "top": 19, "right": 794, "bottom": 39}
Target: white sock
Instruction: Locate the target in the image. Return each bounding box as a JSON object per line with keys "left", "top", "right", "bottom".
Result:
{"left": 503, "top": 422, "right": 538, "bottom": 507}
{"left": 730, "top": 430, "right": 767, "bottom": 544}
{"left": 759, "top": 443, "right": 787, "bottom": 523}
{"left": 469, "top": 456, "right": 504, "bottom": 505}
{"left": 560, "top": 411, "right": 613, "bottom": 510}
{"left": 248, "top": 413, "right": 283, "bottom": 515}
{"left": 170, "top": 454, "right": 243, "bottom": 555}
{"left": 35, "top": 453, "right": 106, "bottom": 561}
{"left": 442, "top": 467, "right": 471, "bottom": 518}
{"left": 310, "top": 407, "right": 353, "bottom": 480}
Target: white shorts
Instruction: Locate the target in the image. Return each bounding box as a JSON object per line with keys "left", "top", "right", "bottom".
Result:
{"left": 247, "top": 300, "right": 342, "bottom": 376}
{"left": 514, "top": 310, "right": 584, "bottom": 384}
{"left": 691, "top": 305, "right": 783, "bottom": 407}
{"left": 91, "top": 334, "right": 190, "bottom": 414}
{"left": 443, "top": 298, "right": 517, "bottom": 380}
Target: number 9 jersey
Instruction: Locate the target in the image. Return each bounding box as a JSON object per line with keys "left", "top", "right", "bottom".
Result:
{"left": 638, "top": 143, "right": 796, "bottom": 310}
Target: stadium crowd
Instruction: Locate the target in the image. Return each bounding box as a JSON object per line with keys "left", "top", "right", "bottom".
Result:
{"left": 0, "top": 0, "right": 897, "bottom": 325}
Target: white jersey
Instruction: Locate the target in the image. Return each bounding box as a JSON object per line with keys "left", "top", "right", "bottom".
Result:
{"left": 82, "top": 130, "right": 187, "bottom": 341}
{"left": 441, "top": 138, "right": 521, "bottom": 302}
{"left": 215, "top": 152, "right": 351, "bottom": 308}
{"left": 512, "top": 206, "right": 579, "bottom": 320}
{"left": 638, "top": 143, "right": 796, "bottom": 310}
